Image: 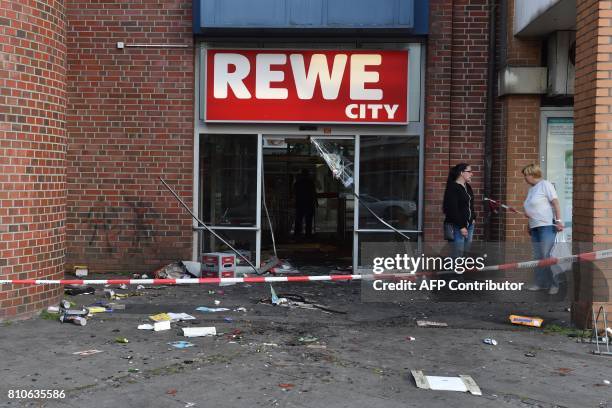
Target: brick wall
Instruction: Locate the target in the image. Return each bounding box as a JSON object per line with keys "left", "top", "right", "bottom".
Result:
{"left": 0, "top": 0, "right": 67, "bottom": 320}
{"left": 572, "top": 0, "right": 612, "bottom": 324}
{"left": 424, "top": 0, "right": 489, "bottom": 241}
{"left": 498, "top": 0, "right": 542, "bottom": 243}
{"left": 65, "top": 0, "right": 195, "bottom": 275}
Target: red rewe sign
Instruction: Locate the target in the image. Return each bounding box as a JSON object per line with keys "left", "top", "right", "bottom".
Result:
{"left": 204, "top": 49, "right": 408, "bottom": 124}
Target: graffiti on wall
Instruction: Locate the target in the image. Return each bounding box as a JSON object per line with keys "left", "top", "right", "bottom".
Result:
{"left": 86, "top": 198, "right": 161, "bottom": 255}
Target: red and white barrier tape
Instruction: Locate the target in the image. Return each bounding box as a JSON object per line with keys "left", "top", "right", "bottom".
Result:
{"left": 2, "top": 249, "right": 612, "bottom": 286}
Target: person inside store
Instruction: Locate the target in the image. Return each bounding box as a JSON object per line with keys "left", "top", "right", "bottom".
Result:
{"left": 522, "top": 163, "right": 564, "bottom": 295}
{"left": 293, "top": 169, "right": 317, "bottom": 237}
{"left": 442, "top": 163, "right": 476, "bottom": 259}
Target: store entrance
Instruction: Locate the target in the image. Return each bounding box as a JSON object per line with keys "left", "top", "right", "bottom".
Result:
{"left": 261, "top": 136, "right": 354, "bottom": 268}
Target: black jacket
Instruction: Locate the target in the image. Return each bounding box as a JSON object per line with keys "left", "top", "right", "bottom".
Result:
{"left": 443, "top": 182, "right": 475, "bottom": 229}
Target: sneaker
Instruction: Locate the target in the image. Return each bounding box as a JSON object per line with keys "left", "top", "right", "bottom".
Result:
{"left": 548, "top": 286, "right": 559, "bottom": 295}
{"left": 527, "top": 285, "right": 546, "bottom": 291}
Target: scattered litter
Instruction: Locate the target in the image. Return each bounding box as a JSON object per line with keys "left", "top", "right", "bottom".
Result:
{"left": 524, "top": 352, "right": 536, "bottom": 357}
{"left": 166, "top": 389, "right": 177, "bottom": 396}
{"left": 262, "top": 343, "right": 278, "bottom": 347}
{"left": 278, "top": 383, "right": 294, "bottom": 390}
{"left": 74, "top": 265, "right": 88, "bottom": 277}
{"left": 88, "top": 306, "right": 108, "bottom": 314}
{"left": 483, "top": 338, "right": 498, "bottom": 346}
{"left": 64, "top": 285, "right": 95, "bottom": 296}
{"left": 104, "top": 289, "right": 116, "bottom": 299}
{"left": 107, "top": 303, "right": 125, "bottom": 310}
{"left": 306, "top": 344, "right": 327, "bottom": 349}
{"left": 115, "top": 337, "right": 129, "bottom": 344}
{"left": 153, "top": 321, "right": 171, "bottom": 331}
{"left": 182, "top": 261, "right": 202, "bottom": 278}
{"left": 234, "top": 307, "right": 247, "bottom": 312}
{"left": 416, "top": 320, "right": 448, "bottom": 328}
{"left": 136, "top": 285, "right": 145, "bottom": 290}
{"left": 224, "top": 317, "right": 233, "bottom": 323}
{"left": 59, "top": 315, "right": 87, "bottom": 326}
{"left": 60, "top": 299, "right": 72, "bottom": 309}
{"left": 72, "top": 349, "right": 103, "bottom": 356}
{"left": 604, "top": 380, "right": 610, "bottom": 386}
{"left": 182, "top": 327, "right": 216, "bottom": 337}
{"left": 208, "top": 290, "right": 216, "bottom": 295}
{"left": 227, "top": 329, "right": 242, "bottom": 340}
{"left": 119, "top": 284, "right": 129, "bottom": 290}
{"left": 47, "top": 306, "right": 60, "bottom": 314}
{"left": 214, "top": 300, "right": 221, "bottom": 306}
{"left": 270, "top": 285, "right": 287, "bottom": 305}
{"left": 185, "top": 403, "right": 196, "bottom": 408}
{"left": 168, "top": 341, "right": 195, "bottom": 349}
{"left": 298, "top": 336, "right": 318, "bottom": 343}
{"left": 128, "top": 368, "right": 140, "bottom": 373}
{"left": 411, "top": 370, "right": 481, "bottom": 395}
{"left": 154, "top": 261, "right": 188, "bottom": 279}
{"left": 149, "top": 313, "right": 172, "bottom": 322}
{"left": 407, "top": 336, "right": 416, "bottom": 341}
{"left": 167, "top": 313, "right": 196, "bottom": 321}
{"left": 138, "top": 324, "right": 154, "bottom": 330}
{"left": 195, "top": 307, "right": 229, "bottom": 313}
{"left": 556, "top": 367, "right": 573, "bottom": 376}
{"left": 509, "top": 315, "right": 543, "bottom": 328}
{"left": 142, "top": 274, "right": 149, "bottom": 279}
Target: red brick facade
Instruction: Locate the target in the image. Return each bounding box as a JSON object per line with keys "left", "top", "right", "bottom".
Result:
{"left": 0, "top": 0, "right": 67, "bottom": 319}
{"left": 572, "top": 0, "right": 612, "bottom": 322}
{"left": 64, "top": 0, "right": 195, "bottom": 275}
{"left": 424, "top": 0, "right": 489, "bottom": 241}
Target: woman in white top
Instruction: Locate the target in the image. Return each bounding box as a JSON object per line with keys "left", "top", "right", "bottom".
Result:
{"left": 522, "top": 164, "right": 564, "bottom": 295}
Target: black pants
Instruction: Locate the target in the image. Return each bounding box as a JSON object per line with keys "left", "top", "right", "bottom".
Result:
{"left": 294, "top": 207, "right": 314, "bottom": 236}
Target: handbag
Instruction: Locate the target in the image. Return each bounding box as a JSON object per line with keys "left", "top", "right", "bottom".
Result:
{"left": 443, "top": 222, "right": 455, "bottom": 241}
{"left": 550, "top": 231, "right": 572, "bottom": 277}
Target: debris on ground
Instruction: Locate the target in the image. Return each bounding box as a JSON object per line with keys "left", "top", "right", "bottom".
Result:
{"left": 416, "top": 320, "right": 448, "bottom": 328}
{"left": 166, "top": 389, "right": 177, "bottom": 396}
{"left": 182, "top": 327, "right": 216, "bottom": 337}
{"left": 47, "top": 306, "right": 60, "bottom": 314}
{"left": 524, "top": 352, "right": 536, "bottom": 357}
{"left": 72, "top": 349, "right": 103, "bottom": 356}
{"left": 59, "top": 315, "right": 87, "bottom": 325}
{"left": 224, "top": 317, "right": 233, "bottom": 323}
{"left": 407, "top": 336, "right": 416, "bottom": 341}
{"left": 234, "top": 307, "right": 247, "bottom": 312}
{"left": 153, "top": 321, "right": 171, "bottom": 331}
{"left": 149, "top": 313, "right": 172, "bottom": 322}
{"left": 195, "top": 307, "right": 229, "bottom": 313}
{"left": 483, "top": 338, "right": 498, "bottom": 346}
{"left": 298, "top": 336, "right": 318, "bottom": 343}
{"left": 213, "top": 300, "right": 221, "bottom": 306}
{"left": 138, "top": 324, "right": 154, "bottom": 330}
{"left": 278, "top": 383, "right": 294, "bottom": 390}
{"left": 153, "top": 261, "right": 189, "bottom": 279}
{"left": 411, "top": 370, "right": 482, "bottom": 395}
{"left": 74, "top": 265, "right": 88, "bottom": 277}
{"left": 115, "top": 337, "right": 129, "bottom": 344}
{"left": 262, "top": 288, "right": 345, "bottom": 314}
{"left": 509, "top": 315, "right": 544, "bottom": 328}
{"left": 168, "top": 341, "right": 195, "bottom": 349}
{"left": 64, "top": 284, "right": 95, "bottom": 296}
{"left": 182, "top": 261, "right": 202, "bottom": 278}
{"left": 167, "top": 313, "right": 196, "bottom": 321}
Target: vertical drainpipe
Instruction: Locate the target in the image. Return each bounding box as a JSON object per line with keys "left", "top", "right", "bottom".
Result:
{"left": 484, "top": 0, "right": 497, "bottom": 241}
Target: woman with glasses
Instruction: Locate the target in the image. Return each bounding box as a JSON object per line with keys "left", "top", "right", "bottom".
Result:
{"left": 443, "top": 163, "right": 476, "bottom": 258}
{"left": 522, "top": 164, "right": 564, "bottom": 295}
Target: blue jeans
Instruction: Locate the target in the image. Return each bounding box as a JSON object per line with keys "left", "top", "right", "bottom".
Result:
{"left": 530, "top": 225, "right": 558, "bottom": 288}
{"left": 452, "top": 223, "right": 474, "bottom": 259}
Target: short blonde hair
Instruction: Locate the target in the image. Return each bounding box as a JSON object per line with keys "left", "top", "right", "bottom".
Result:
{"left": 521, "top": 164, "right": 542, "bottom": 178}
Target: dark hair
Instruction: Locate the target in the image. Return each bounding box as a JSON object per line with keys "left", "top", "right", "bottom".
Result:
{"left": 443, "top": 163, "right": 470, "bottom": 214}
{"left": 446, "top": 163, "right": 470, "bottom": 186}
